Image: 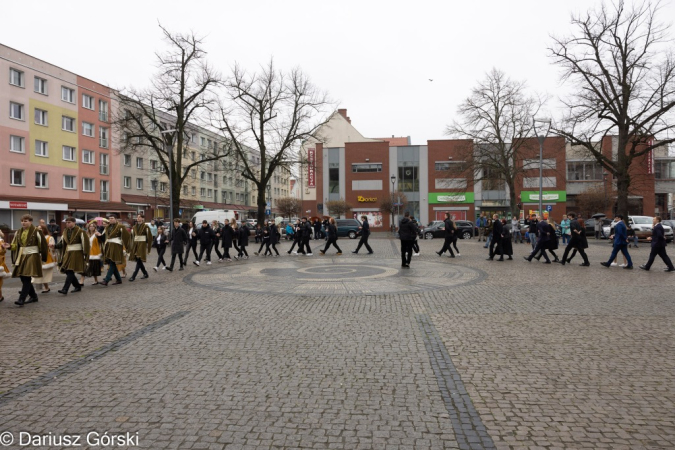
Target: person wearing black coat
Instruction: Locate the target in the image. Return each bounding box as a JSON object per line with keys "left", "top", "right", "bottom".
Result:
{"left": 193, "top": 221, "right": 215, "bottom": 266}
{"left": 255, "top": 221, "right": 271, "bottom": 256}
{"left": 524, "top": 219, "right": 552, "bottom": 263}
{"left": 352, "top": 216, "right": 373, "bottom": 254}
{"left": 534, "top": 221, "right": 560, "bottom": 262}
{"left": 254, "top": 224, "right": 263, "bottom": 244}
{"left": 398, "top": 212, "right": 418, "bottom": 268}
{"left": 211, "top": 221, "right": 225, "bottom": 261}
{"left": 152, "top": 226, "right": 169, "bottom": 270}
{"left": 319, "top": 218, "right": 342, "bottom": 255}
{"left": 640, "top": 216, "right": 675, "bottom": 271}
{"left": 183, "top": 221, "right": 199, "bottom": 266}
{"left": 560, "top": 213, "right": 589, "bottom": 266}
{"left": 220, "top": 221, "right": 234, "bottom": 261}
{"left": 298, "top": 218, "right": 313, "bottom": 256}
{"left": 238, "top": 221, "right": 250, "bottom": 258}
{"left": 167, "top": 218, "right": 188, "bottom": 271}
{"left": 500, "top": 219, "right": 513, "bottom": 260}
{"left": 436, "top": 213, "right": 456, "bottom": 258}
{"left": 287, "top": 220, "right": 302, "bottom": 254}
{"left": 488, "top": 214, "right": 504, "bottom": 261}
{"left": 313, "top": 219, "right": 322, "bottom": 240}
{"left": 266, "top": 222, "right": 280, "bottom": 256}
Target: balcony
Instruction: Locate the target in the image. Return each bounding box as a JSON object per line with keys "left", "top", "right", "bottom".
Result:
{"left": 99, "top": 138, "right": 108, "bottom": 149}
{"left": 99, "top": 111, "right": 108, "bottom": 122}
{"left": 100, "top": 164, "right": 109, "bottom": 175}
{"left": 100, "top": 192, "right": 109, "bottom": 202}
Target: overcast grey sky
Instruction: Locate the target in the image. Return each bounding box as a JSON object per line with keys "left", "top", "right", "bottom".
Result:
{"left": 2, "top": 0, "right": 674, "bottom": 144}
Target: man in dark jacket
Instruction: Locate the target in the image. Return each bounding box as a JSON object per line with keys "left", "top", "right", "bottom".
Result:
{"left": 288, "top": 219, "right": 302, "bottom": 254}
{"left": 298, "top": 217, "right": 313, "bottom": 256}
{"left": 193, "top": 220, "right": 215, "bottom": 266}
{"left": 167, "top": 218, "right": 188, "bottom": 271}
{"left": 399, "top": 211, "right": 418, "bottom": 268}
{"left": 601, "top": 215, "right": 633, "bottom": 269}
{"left": 640, "top": 216, "right": 675, "bottom": 271}
{"left": 352, "top": 216, "right": 373, "bottom": 254}
{"left": 560, "top": 212, "right": 589, "bottom": 266}
{"left": 435, "top": 212, "right": 456, "bottom": 258}
{"left": 487, "top": 214, "right": 504, "bottom": 261}
{"left": 524, "top": 218, "right": 551, "bottom": 263}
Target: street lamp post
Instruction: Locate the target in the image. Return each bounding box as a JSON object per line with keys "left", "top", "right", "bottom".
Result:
{"left": 532, "top": 118, "right": 551, "bottom": 217}
{"left": 161, "top": 129, "right": 178, "bottom": 221}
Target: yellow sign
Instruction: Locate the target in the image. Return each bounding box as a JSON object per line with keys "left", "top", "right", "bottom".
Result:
{"left": 357, "top": 196, "right": 377, "bottom": 203}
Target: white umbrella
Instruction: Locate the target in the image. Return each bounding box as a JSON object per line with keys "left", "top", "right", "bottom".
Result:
{"left": 62, "top": 218, "right": 86, "bottom": 225}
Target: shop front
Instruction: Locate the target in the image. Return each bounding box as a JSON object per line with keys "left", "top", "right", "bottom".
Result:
{"left": 520, "top": 191, "right": 567, "bottom": 221}
{"left": 428, "top": 192, "right": 475, "bottom": 223}
{"left": 0, "top": 199, "right": 69, "bottom": 229}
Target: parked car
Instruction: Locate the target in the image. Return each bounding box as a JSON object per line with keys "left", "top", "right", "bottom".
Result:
{"left": 584, "top": 217, "right": 612, "bottom": 237}
{"left": 335, "top": 219, "right": 362, "bottom": 239}
{"left": 601, "top": 216, "right": 673, "bottom": 242}
{"left": 420, "top": 220, "right": 475, "bottom": 240}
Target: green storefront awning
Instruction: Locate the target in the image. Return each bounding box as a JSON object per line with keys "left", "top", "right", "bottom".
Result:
{"left": 429, "top": 192, "right": 475, "bottom": 204}
{"left": 521, "top": 191, "right": 567, "bottom": 202}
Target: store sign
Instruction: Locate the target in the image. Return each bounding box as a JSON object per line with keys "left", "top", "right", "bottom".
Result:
{"left": 0, "top": 201, "right": 69, "bottom": 210}
{"left": 307, "top": 148, "right": 316, "bottom": 188}
{"left": 357, "top": 196, "right": 377, "bottom": 203}
{"left": 521, "top": 191, "right": 567, "bottom": 203}
{"left": 9, "top": 201, "right": 27, "bottom": 209}
{"left": 428, "top": 192, "right": 474, "bottom": 204}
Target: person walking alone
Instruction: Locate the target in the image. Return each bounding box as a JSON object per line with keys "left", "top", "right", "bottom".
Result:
{"left": 352, "top": 215, "right": 373, "bottom": 254}
{"left": 398, "top": 212, "right": 418, "bottom": 268}
{"left": 436, "top": 212, "right": 456, "bottom": 258}
{"left": 640, "top": 216, "right": 675, "bottom": 272}
{"left": 320, "top": 217, "right": 342, "bottom": 255}
{"left": 601, "top": 215, "right": 633, "bottom": 270}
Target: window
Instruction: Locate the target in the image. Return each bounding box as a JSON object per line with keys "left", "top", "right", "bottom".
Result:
{"left": 191, "top": 186, "right": 196, "bottom": 196}
{"left": 124, "top": 176, "right": 131, "bottom": 188}
{"left": 160, "top": 182, "right": 167, "bottom": 193}
{"left": 82, "top": 149, "right": 95, "bottom": 164}
{"left": 83, "top": 178, "right": 95, "bottom": 192}
{"left": 61, "top": 86, "right": 75, "bottom": 103}
{"left": 150, "top": 180, "right": 158, "bottom": 191}
{"left": 136, "top": 178, "right": 143, "bottom": 190}
{"left": 352, "top": 163, "right": 382, "bottom": 173}
{"left": 100, "top": 153, "right": 109, "bottom": 175}
{"left": 82, "top": 94, "right": 94, "bottom": 110}
{"left": 398, "top": 165, "right": 419, "bottom": 192}
{"left": 9, "top": 68, "right": 24, "bottom": 87}
{"left": 136, "top": 157, "right": 143, "bottom": 169}
{"left": 82, "top": 122, "right": 94, "bottom": 137}
{"left": 9, "top": 102, "right": 24, "bottom": 120}
{"left": 62, "top": 145, "right": 76, "bottom": 161}
{"left": 191, "top": 151, "right": 196, "bottom": 161}
{"left": 191, "top": 169, "right": 196, "bottom": 179}
{"left": 655, "top": 160, "right": 675, "bottom": 179}
{"left": 200, "top": 137, "right": 206, "bottom": 147}
{"left": 99, "top": 100, "right": 108, "bottom": 122}
{"left": 183, "top": 185, "right": 188, "bottom": 195}
{"left": 99, "top": 127, "right": 108, "bottom": 148}
{"left": 34, "top": 77, "right": 47, "bottom": 95}
{"left": 523, "top": 158, "right": 557, "bottom": 170}
{"left": 200, "top": 187, "right": 206, "bottom": 197}
{"left": 34, "top": 108, "right": 48, "bottom": 126}
{"left": 62, "top": 116, "right": 75, "bottom": 132}
{"left": 566, "top": 161, "right": 603, "bottom": 181}
{"left": 10, "top": 169, "right": 25, "bottom": 186}
{"left": 35, "top": 172, "right": 48, "bottom": 188}
{"left": 100, "top": 180, "right": 109, "bottom": 201}
{"left": 123, "top": 154, "right": 131, "bottom": 166}
{"left": 200, "top": 171, "right": 206, "bottom": 180}
{"left": 10, "top": 135, "right": 25, "bottom": 153}
{"left": 150, "top": 160, "right": 158, "bottom": 171}
{"left": 63, "top": 175, "right": 76, "bottom": 189}
{"left": 206, "top": 188, "right": 212, "bottom": 197}
{"left": 207, "top": 173, "right": 213, "bottom": 182}
{"left": 524, "top": 177, "right": 556, "bottom": 188}
{"left": 35, "top": 140, "right": 48, "bottom": 157}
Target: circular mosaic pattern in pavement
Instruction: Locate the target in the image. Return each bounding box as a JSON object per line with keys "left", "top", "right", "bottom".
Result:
{"left": 185, "top": 258, "right": 485, "bottom": 296}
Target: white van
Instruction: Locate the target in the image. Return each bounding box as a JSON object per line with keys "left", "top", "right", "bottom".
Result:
{"left": 192, "top": 210, "right": 237, "bottom": 227}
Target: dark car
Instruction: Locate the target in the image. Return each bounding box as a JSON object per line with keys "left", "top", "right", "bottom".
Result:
{"left": 335, "top": 219, "right": 362, "bottom": 239}
{"left": 421, "top": 220, "right": 475, "bottom": 240}
{"left": 583, "top": 217, "right": 612, "bottom": 237}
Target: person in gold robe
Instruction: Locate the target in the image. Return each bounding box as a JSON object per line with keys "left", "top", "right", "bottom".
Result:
{"left": 55, "top": 217, "right": 90, "bottom": 295}
{"left": 10, "top": 214, "right": 49, "bottom": 306}
{"left": 100, "top": 214, "right": 131, "bottom": 287}
{"left": 0, "top": 229, "right": 10, "bottom": 303}
{"left": 128, "top": 214, "right": 153, "bottom": 282}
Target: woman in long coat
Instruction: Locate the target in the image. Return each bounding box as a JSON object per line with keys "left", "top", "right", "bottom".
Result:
{"left": 83, "top": 222, "right": 103, "bottom": 285}
{"left": 267, "top": 222, "right": 280, "bottom": 257}
{"left": 32, "top": 225, "right": 56, "bottom": 293}
{"left": 500, "top": 219, "right": 513, "bottom": 260}
{"left": 238, "top": 221, "right": 250, "bottom": 259}
{"left": 211, "top": 220, "right": 224, "bottom": 261}
{"left": 231, "top": 219, "right": 241, "bottom": 260}
{"left": 220, "top": 220, "right": 234, "bottom": 261}
{"left": 0, "top": 230, "right": 10, "bottom": 302}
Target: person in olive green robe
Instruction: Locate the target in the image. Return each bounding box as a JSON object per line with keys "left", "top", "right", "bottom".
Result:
{"left": 55, "top": 217, "right": 90, "bottom": 294}
{"left": 10, "top": 214, "right": 48, "bottom": 306}
{"left": 128, "top": 214, "right": 153, "bottom": 282}
{"left": 100, "top": 214, "right": 132, "bottom": 286}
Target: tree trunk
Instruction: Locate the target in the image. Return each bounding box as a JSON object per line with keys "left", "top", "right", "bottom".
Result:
{"left": 256, "top": 187, "right": 266, "bottom": 224}
{"left": 508, "top": 180, "right": 518, "bottom": 219}
{"left": 615, "top": 173, "right": 630, "bottom": 217}
{"left": 172, "top": 181, "right": 181, "bottom": 220}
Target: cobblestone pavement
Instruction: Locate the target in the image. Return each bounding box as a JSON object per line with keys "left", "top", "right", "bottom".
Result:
{"left": 0, "top": 236, "right": 673, "bottom": 449}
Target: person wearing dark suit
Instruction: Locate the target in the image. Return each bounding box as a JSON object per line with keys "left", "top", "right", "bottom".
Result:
{"left": 398, "top": 212, "right": 418, "bottom": 268}
{"left": 193, "top": 220, "right": 216, "bottom": 266}
{"left": 298, "top": 218, "right": 313, "bottom": 256}
{"left": 220, "top": 221, "right": 234, "bottom": 261}
{"left": 151, "top": 226, "right": 169, "bottom": 271}
{"left": 640, "top": 216, "right": 675, "bottom": 272}
{"left": 436, "top": 213, "right": 456, "bottom": 258}
{"left": 238, "top": 221, "right": 250, "bottom": 259}
{"left": 267, "top": 222, "right": 280, "bottom": 256}
{"left": 524, "top": 219, "right": 552, "bottom": 263}
{"left": 353, "top": 216, "right": 373, "bottom": 254}
{"left": 601, "top": 215, "right": 633, "bottom": 269}
{"left": 487, "top": 214, "right": 504, "bottom": 261}
{"left": 320, "top": 217, "right": 342, "bottom": 255}
{"left": 167, "top": 218, "right": 188, "bottom": 271}
{"left": 560, "top": 212, "right": 590, "bottom": 266}
{"left": 182, "top": 221, "right": 198, "bottom": 266}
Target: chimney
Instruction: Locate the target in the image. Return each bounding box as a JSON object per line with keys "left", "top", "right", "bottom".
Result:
{"left": 337, "top": 108, "right": 351, "bottom": 124}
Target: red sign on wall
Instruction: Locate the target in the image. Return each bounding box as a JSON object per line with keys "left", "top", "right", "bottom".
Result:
{"left": 307, "top": 148, "right": 316, "bottom": 188}
{"left": 9, "top": 201, "right": 28, "bottom": 209}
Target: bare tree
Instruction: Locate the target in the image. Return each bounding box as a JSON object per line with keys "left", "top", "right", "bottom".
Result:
{"left": 550, "top": 0, "right": 675, "bottom": 216}
{"left": 324, "top": 199, "right": 352, "bottom": 218}
{"left": 446, "top": 69, "right": 549, "bottom": 218}
{"left": 275, "top": 196, "right": 301, "bottom": 219}
{"left": 112, "top": 25, "right": 231, "bottom": 217}
{"left": 214, "top": 60, "right": 332, "bottom": 223}
{"left": 575, "top": 185, "right": 616, "bottom": 218}
{"left": 379, "top": 192, "right": 408, "bottom": 225}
